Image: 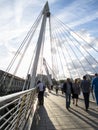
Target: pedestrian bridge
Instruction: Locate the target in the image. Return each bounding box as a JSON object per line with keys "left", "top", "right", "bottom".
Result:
{"left": 32, "top": 90, "right": 98, "bottom": 130}
{"left": 0, "top": 89, "right": 98, "bottom": 130}
{"left": 0, "top": 1, "right": 98, "bottom": 130}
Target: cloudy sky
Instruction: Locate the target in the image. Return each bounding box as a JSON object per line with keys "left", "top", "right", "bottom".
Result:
{"left": 0, "top": 0, "right": 98, "bottom": 79}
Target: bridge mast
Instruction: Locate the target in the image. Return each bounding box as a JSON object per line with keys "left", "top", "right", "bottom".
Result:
{"left": 30, "top": 2, "right": 50, "bottom": 88}
{"left": 43, "top": 58, "right": 53, "bottom": 86}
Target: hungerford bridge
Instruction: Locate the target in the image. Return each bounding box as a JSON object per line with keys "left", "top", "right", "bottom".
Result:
{"left": 0, "top": 2, "right": 98, "bottom": 130}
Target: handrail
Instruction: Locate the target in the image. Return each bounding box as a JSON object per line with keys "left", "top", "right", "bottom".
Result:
{"left": 0, "top": 88, "right": 38, "bottom": 130}
{"left": 0, "top": 88, "right": 34, "bottom": 107}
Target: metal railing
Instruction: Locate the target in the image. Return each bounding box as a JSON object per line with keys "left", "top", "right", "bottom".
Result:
{"left": 0, "top": 88, "right": 38, "bottom": 130}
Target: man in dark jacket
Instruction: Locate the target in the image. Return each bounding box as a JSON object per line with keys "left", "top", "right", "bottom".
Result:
{"left": 63, "top": 78, "right": 73, "bottom": 109}
{"left": 80, "top": 76, "right": 91, "bottom": 111}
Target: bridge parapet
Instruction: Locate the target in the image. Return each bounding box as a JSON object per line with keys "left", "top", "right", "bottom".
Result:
{"left": 0, "top": 88, "right": 38, "bottom": 130}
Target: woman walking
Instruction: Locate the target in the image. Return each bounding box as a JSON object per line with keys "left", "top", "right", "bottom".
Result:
{"left": 72, "top": 79, "right": 80, "bottom": 106}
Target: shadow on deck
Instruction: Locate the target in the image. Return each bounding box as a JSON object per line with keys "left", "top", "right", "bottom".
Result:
{"left": 31, "top": 90, "right": 98, "bottom": 130}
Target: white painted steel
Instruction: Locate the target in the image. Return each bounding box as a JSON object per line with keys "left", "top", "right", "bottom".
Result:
{"left": 0, "top": 88, "right": 37, "bottom": 130}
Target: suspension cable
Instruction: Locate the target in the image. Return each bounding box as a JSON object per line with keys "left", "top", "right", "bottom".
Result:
{"left": 53, "top": 14, "right": 98, "bottom": 53}
{"left": 1, "top": 11, "right": 43, "bottom": 92}
{"left": 0, "top": 11, "right": 43, "bottom": 88}
{"left": 57, "top": 24, "right": 89, "bottom": 75}
{"left": 51, "top": 14, "right": 97, "bottom": 74}
{"left": 50, "top": 15, "right": 81, "bottom": 79}
{"left": 55, "top": 26, "right": 81, "bottom": 78}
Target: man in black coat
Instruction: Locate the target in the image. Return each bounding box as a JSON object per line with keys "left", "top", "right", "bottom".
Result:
{"left": 63, "top": 78, "right": 73, "bottom": 109}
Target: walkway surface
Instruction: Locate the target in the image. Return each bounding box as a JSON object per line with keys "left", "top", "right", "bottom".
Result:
{"left": 31, "top": 90, "right": 98, "bottom": 130}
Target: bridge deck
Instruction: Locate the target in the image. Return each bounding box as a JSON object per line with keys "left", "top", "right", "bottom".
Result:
{"left": 31, "top": 90, "right": 98, "bottom": 130}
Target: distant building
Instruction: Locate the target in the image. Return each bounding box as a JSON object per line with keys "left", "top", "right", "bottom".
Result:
{"left": 0, "top": 70, "right": 25, "bottom": 96}
{"left": 0, "top": 70, "right": 53, "bottom": 96}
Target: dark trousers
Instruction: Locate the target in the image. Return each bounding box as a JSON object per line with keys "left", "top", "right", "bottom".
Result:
{"left": 65, "top": 93, "right": 71, "bottom": 109}
{"left": 38, "top": 91, "right": 44, "bottom": 105}
{"left": 83, "top": 92, "right": 89, "bottom": 110}
{"left": 94, "top": 90, "right": 98, "bottom": 105}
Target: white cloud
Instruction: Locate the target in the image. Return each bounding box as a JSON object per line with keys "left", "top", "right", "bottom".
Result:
{"left": 0, "top": 0, "right": 98, "bottom": 79}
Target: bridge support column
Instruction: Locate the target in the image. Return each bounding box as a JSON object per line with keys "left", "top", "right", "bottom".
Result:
{"left": 30, "top": 2, "right": 50, "bottom": 88}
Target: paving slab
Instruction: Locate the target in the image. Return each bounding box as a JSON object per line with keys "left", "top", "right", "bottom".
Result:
{"left": 31, "top": 90, "right": 98, "bottom": 130}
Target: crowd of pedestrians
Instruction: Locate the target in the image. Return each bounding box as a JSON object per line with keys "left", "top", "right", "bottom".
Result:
{"left": 36, "top": 73, "right": 98, "bottom": 112}
{"left": 62, "top": 74, "right": 98, "bottom": 111}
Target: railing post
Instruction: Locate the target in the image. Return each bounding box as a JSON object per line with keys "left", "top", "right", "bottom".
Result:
{"left": 15, "top": 94, "right": 27, "bottom": 130}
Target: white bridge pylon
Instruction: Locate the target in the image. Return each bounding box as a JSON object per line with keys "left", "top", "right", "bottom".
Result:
{"left": 43, "top": 58, "right": 53, "bottom": 86}
{"left": 30, "top": 2, "right": 50, "bottom": 88}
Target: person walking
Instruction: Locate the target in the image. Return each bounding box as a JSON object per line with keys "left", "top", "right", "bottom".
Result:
{"left": 92, "top": 73, "right": 98, "bottom": 105}
{"left": 63, "top": 78, "right": 73, "bottom": 109}
{"left": 80, "top": 76, "right": 91, "bottom": 111}
{"left": 72, "top": 79, "right": 80, "bottom": 106}
{"left": 61, "top": 83, "right": 64, "bottom": 94}
{"left": 37, "top": 80, "right": 45, "bottom": 105}
{"left": 55, "top": 85, "right": 59, "bottom": 95}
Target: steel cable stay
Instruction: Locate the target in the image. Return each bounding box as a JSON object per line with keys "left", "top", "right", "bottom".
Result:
{"left": 68, "top": 32, "right": 97, "bottom": 73}
{"left": 49, "top": 16, "right": 67, "bottom": 80}
{"left": 50, "top": 15, "right": 76, "bottom": 79}
{"left": 49, "top": 19, "right": 60, "bottom": 80}
{"left": 66, "top": 31, "right": 97, "bottom": 73}
{"left": 49, "top": 17, "right": 68, "bottom": 79}
{"left": 59, "top": 24, "right": 97, "bottom": 74}
{"left": 52, "top": 14, "right": 98, "bottom": 53}
{"left": 52, "top": 25, "right": 72, "bottom": 79}
{"left": 2, "top": 11, "right": 43, "bottom": 94}
{"left": 51, "top": 20, "right": 70, "bottom": 78}
{"left": 50, "top": 16, "right": 81, "bottom": 79}
{"left": 7, "top": 15, "right": 43, "bottom": 91}
{"left": 0, "top": 12, "right": 42, "bottom": 124}
{"left": 8, "top": 37, "right": 39, "bottom": 129}
{"left": 22, "top": 44, "right": 38, "bottom": 90}
{"left": 37, "top": 25, "right": 46, "bottom": 82}
{"left": 6, "top": 11, "right": 43, "bottom": 73}
{"left": 49, "top": 17, "right": 62, "bottom": 79}
{"left": 15, "top": 37, "right": 38, "bottom": 91}
{"left": 30, "top": 16, "right": 47, "bottom": 84}
{"left": 55, "top": 27, "right": 82, "bottom": 78}
{"left": 64, "top": 31, "right": 96, "bottom": 75}
{"left": 56, "top": 15, "right": 98, "bottom": 71}
{"left": 54, "top": 33, "right": 66, "bottom": 79}
{"left": 29, "top": 3, "right": 50, "bottom": 88}
{"left": 51, "top": 14, "right": 97, "bottom": 74}
{"left": 65, "top": 36, "right": 87, "bottom": 75}
{"left": 54, "top": 20, "right": 83, "bottom": 78}
{"left": 49, "top": 17, "right": 54, "bottom": 79}
{"left": 51, "top": 35, "right": 60, "bottom": 80}
{"left": 49, "top": 17, "right": 59, "bottom": 80}
{"left": 46, "top": 16, "right": 58, "bottom": 80}
{"left": 43, "top": 59, "right": 58, "bottom": 81}
{"left": 57, "top": 24, "right": 90, "bottom": 76}
{"left": 65, "top": 24, "right": 98, "bottom": 53}
{"left": 52, "top": 24, "right": 66, "bottom": 79}
{"left": 0, "top": 11, "right": 43, "bottom": 87}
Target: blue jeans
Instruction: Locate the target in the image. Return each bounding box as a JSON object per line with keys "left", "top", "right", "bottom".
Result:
{"left": 94, "top": 90, "right": 98, "bottom": 105}
{"left": 65, "top": 93, "right": 71, "bottom": 109}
